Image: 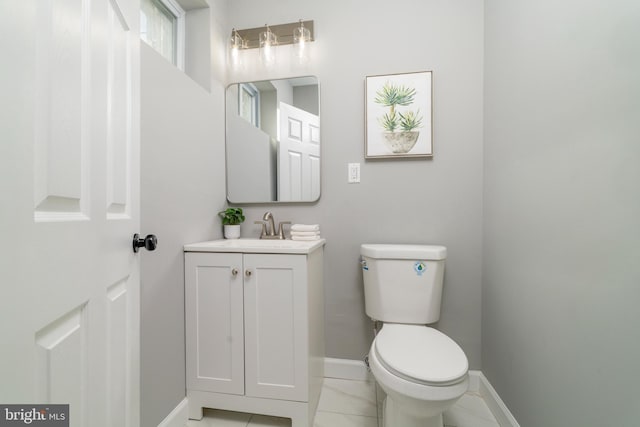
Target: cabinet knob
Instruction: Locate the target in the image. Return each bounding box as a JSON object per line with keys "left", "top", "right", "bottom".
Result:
{"left": 245, "top": 270, "right": 252, "bottom": 277}
{"left": 232, "top": 268, "right": 239, "bottom": 276}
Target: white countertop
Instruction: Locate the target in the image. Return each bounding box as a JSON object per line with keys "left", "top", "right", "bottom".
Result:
{"left": 184, "top": 238, "right": 326, "bottom": 254}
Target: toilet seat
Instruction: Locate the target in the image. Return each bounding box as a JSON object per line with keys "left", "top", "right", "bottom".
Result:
{"left": 374, "top": 324, "right": 468, "bottom": 386}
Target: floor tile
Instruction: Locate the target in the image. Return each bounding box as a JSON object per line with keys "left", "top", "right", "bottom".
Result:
{"left": 317, "top": 378, "right": 377, "bottom": 417}
{"left": 443, "top": 392, "right": 500, "bottom": 427}
{"left": 247, "top": 414, "right": 291, "bottom": 427}
{"left": 186, "top": 409, "right": 251, "bottom": 426}
{"left": 374, "top": 383, "right": 385, "bottom": 406}
{"left": 374, "top": 382, "right": 385, "bottom": 427}
{"left": 313, "top": 411, "right": 378, "bottom": 427}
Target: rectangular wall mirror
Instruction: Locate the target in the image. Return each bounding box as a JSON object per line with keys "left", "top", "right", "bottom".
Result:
{"left": 225, "top": 76, "right": 320, "bottom": 203}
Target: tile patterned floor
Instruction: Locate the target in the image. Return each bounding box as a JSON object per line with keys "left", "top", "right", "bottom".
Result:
{"left": 185, "top": 377, "right": 500, "bottom": 427}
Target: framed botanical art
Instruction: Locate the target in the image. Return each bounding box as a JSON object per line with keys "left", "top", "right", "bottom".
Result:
{"left": 365, "top": 71, "right": 433, "bottom": 159}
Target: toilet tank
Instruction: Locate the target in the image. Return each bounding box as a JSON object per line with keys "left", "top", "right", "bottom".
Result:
{"left": 361, "top": 244, "right": 446, "bottom": 324}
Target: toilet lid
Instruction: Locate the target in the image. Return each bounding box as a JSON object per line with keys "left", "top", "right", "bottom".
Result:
{"left": 374, "top": 324, "right": 468, "bottom": 385}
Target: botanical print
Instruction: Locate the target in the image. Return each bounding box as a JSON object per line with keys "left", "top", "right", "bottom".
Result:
{"left": 365, "top": 71, "right": 432, "bottom": 158}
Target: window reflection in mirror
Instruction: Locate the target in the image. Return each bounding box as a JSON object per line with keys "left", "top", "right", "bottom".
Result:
{"left": 239, "top": 83, "right": 259, "bottom": 127}
{"left": 226, "top": 76, "right": 320, "bottom": 203}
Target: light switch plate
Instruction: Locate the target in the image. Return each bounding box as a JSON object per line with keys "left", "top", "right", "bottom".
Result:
{"left": 348, "top": 163, "right": 360, "bottom": 183}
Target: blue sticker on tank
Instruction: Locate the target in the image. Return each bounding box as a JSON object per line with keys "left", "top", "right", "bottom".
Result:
{"left": 414, "top": 261, "right": 426, "bottom": 276}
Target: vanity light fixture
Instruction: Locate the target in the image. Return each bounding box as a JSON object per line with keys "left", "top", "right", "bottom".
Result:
{"left": 228, "top": 20, "right": 315, "bottom": 67}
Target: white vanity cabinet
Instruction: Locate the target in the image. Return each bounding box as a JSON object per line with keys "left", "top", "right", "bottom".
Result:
{"left": 184, "top": 239, "right": 325, "bottom": 427}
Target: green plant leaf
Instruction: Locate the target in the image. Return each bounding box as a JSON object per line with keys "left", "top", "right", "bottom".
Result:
{"left": 218, "top": 207, "right": 245, "bottom": 225}
{"left": 374, "top": 82, "right": 417, "bottom": 108}
{"left": 378, "top": 111, "right": 399, "bottom": 132}
{"left": 398, "top": 110, "right": 423, "bottom": 131}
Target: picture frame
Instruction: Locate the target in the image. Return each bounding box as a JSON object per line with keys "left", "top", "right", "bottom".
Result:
{"left": 365, "top": 71, "right": 433, "bottom": 159}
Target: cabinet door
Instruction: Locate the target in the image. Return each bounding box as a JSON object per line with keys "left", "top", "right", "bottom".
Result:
{"left": 185, "top": 252, "right": 244, "bottom": 394}
{"left": 244, "top": 254, "right": 309, "bottom": 401}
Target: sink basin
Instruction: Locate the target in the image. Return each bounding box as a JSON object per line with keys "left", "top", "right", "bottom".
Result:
{"left": 184, "top": 238, "right": 326, "bottom": 254}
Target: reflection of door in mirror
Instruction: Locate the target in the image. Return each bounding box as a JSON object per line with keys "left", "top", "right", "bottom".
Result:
{"left": 278, "top": 103, "right": 320, "bottom": 201}
{"left": 226, "top": 76, "right": 320, "bottom": 203}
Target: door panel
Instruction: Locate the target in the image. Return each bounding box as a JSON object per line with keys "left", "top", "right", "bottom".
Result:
{"left": 35, "top": 305, "right": 88, "bottom": 425}
{"left": 34, "top": 0, "right": 89, "bottom": 220}
{"left": 106, "top": 277, "right": 129, "bottom": 427}
{"left": 244, "top": 254, "right": 309, "bottom": 401}
{"left": 185, "top": 253, "right": 245, "bottom": 395}
{"left": 107, "top": 0, "right": 133, "bottom": 217}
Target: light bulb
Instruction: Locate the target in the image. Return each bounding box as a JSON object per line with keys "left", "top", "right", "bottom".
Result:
{"left": 293, "top": 20, "right": 311, "bottom": 62}
{"left": 259, "top": 25, "right": 277, "bottom": 66}
{"left": 229, "top": 29, "right": 243, "bottom": 69}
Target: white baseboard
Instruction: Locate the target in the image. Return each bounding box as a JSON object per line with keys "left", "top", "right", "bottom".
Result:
{"left": 157, "top": 397, "right": 189, "bottom": 427}
{"left": 324, "top": 357, "right": 372, "bottom": 381}
{"left": 467, "top": 369, "right": 482, "bottom": 393}
{"left": 476, "top": 372, "right": 520, "bottom": 427}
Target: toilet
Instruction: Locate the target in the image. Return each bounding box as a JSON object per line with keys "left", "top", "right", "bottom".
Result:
{"left": 361, "top": 244, "right": 469, "bottom": 427}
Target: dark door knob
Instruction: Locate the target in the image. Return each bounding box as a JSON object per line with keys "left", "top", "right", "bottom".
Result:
{"left": 133, "top": 234, "right": 157, "bottom": 253}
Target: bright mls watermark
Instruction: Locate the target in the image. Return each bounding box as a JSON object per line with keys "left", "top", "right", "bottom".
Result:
{"left": 0, "top": 405, "right": 68, "bottom": 426}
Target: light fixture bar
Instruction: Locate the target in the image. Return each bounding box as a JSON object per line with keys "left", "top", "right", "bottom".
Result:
{"left": 232, "top": 20, "right": 314, "bottom": 49}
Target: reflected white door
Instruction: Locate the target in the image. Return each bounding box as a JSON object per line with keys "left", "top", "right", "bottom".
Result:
{"left": 0, "top": 0, "right": 141, "bottom": 426}
{"left": 278, "top": 102, "right": 320, "bottom": 201}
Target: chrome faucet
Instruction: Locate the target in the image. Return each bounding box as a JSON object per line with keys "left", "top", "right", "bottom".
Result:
{"left": 255, "top": 212, "right": 290, "bottom": 239}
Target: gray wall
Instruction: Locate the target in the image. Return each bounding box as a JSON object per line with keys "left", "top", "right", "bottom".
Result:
{"left": 228, "top": 0, "right": 484, "bottom": 367}
{"left": 483, "top": 0, "right": 640, "bottom": 425}
{"left": 293, "top": 85, "right": 319, "bottom": 116}
{"left": 139, "top": 0, "right": 228, "bottom": 422}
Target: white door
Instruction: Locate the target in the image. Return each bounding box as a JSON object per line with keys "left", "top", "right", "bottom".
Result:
{"left": 278, "top": 103, "right": 320, "bottom": 202}
{"left": 0, "top": 0, "right": 141, "bottom": 426}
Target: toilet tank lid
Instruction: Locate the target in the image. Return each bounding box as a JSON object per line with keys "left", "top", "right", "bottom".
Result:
{"left": 361, "top": 244, "right": 446, "bottom": 260}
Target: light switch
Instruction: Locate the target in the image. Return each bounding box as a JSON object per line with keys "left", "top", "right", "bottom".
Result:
{"left": 348, "top": 163, "right": 360, "bottom": 183}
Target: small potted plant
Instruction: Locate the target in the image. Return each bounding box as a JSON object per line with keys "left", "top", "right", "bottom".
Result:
{"left": 218, "top": 207, "right": 245, "bottom": 239}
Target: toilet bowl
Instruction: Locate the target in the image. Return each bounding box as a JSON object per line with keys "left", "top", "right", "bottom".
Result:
{"left": 368, "top": 324, "right": 468, "bottom": 427}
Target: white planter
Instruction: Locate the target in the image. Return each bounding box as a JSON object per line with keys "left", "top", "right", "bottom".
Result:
{"left": 382, "top": 131, "right": 420, "bottom": 154}
{"left": 223, "top": 224, "right": 241, "bottom": 239}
